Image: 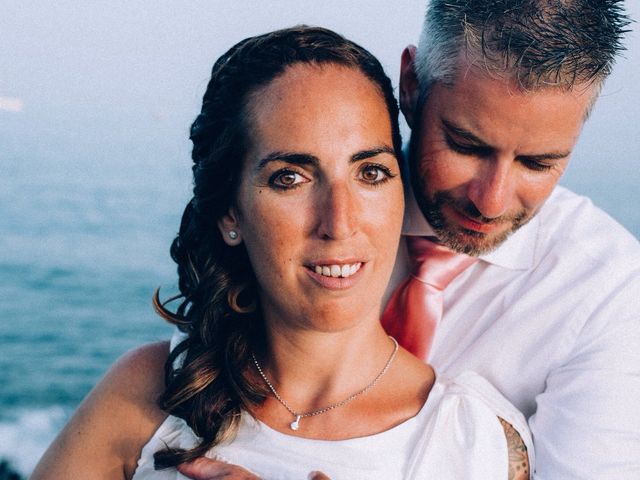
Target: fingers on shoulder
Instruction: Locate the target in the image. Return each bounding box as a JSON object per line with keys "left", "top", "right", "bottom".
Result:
{"left": 309, "top": 472, "right": 332, "bottom": 480}
{"left": 178, "top": 458, "right": 262, "bottom": 479}
{"left": 499, "top": 417, "right": 530, "bottom": 480}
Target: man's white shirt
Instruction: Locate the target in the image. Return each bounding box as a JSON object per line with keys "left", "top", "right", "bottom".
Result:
{"left": 388, "top": 184, "right": 640, "bottom": 479}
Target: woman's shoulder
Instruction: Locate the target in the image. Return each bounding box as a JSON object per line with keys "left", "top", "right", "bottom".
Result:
{"left": 31, "top": 341, "right": 171, "bottom": 480}
{"left": 107, "top": 342, "right": 173, "bottom": 476}
{"left": 109, "top": 341, "right": 172, "bottom": 439}
{"left": 94, "top": 341, "right": 170, "bottom": 424}
{"left": 110, "top": 341, "right": 170, "bottom": 400}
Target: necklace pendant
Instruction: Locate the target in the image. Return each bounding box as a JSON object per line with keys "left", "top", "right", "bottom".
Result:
{"left": 290, "top": 415, "right": 301, "bottom": 431}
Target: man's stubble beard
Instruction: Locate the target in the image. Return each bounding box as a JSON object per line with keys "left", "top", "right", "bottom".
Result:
{"left": 408, "top": 132, "right": 534, "bottom": 256}
{"left": 416, "top": 189, "right": 532, "bottom": 256}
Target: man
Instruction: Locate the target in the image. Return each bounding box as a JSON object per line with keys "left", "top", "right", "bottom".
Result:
{"left": 385, "top": 0, "right": 639, "bottom": 477}
{"left": 182, "top": 0, "right": 639, "bottom": 478}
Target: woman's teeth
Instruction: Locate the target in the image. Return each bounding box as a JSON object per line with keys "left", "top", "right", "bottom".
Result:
{"left": 314, "top": 263, "right": 362, "bottom": 278}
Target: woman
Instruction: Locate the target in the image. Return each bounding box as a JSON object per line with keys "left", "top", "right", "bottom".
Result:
{"left": 32, "top": 26, "right": 532, "bottom": 479}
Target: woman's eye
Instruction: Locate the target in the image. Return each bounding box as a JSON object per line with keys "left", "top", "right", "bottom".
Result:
{"left": 359, "top": 164, "right": 393, "bottom": 184}
{"left": 269, "top": 170, "right": 307, "bottom": 189}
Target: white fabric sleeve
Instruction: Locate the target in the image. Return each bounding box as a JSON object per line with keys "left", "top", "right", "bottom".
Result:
{"left": 529, "top": 274, "right": 640, "bottom": 479}
{"left": 406, "top": 372, "right": 533, "bottom": 479}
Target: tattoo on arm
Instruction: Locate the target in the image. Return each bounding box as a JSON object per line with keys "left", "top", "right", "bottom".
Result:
{"left": 499, "top": 417, "right": 530, "bottom": 480}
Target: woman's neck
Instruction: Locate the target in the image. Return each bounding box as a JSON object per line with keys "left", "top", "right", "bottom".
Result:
{"left": 248, "top": 315, "right": 433, "bottom": 440}
{"left": 264, "top": 321, "right": 391, "bottom": 399}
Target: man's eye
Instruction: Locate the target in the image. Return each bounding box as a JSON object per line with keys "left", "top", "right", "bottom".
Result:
{"left": 522, "top": 160, "right": 554, "bottom": 172}
{"left": 445, "top": 135, "right": 491, "bottom": 157}
{"left": 448, "top": 142, "right": 474, "bottom": 155}
{"left": 268, "top": 170, "right": 307, "bottom": 189}
{"left": 359, "top": 164, "right": 394, "bottom": 184}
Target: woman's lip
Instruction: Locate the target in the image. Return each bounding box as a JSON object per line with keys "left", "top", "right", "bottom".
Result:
{"left": 447, "top": 207, "right": 501, "bottom": 234}
{"left": 306, "top": 258, "right": 364, "bottom": 265}
{"left": 304, "top": 263, "right": 366, "bottom": 290}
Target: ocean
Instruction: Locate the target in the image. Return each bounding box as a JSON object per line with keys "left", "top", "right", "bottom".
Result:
{"left": 1, "top": 120, "right": 639, "bottom": 478}
{"left": 0, "top": 121, "right": 189, "bottom": 475}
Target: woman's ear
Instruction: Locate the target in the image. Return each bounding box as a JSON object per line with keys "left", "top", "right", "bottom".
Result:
{"left": 399, "top": 45, "right": 419, "bottom": 128}
{"left": 217, "top": 208, "right": 243, "bottom": 246}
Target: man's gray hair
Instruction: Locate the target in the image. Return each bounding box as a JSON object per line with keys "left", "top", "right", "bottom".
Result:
{"left": 415, "top": 0, "right": 630, "bottom": 95}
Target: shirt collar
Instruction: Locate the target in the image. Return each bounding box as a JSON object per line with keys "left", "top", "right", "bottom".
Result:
{"left": 402, "top": 184, "right": 538, "bottom": 270}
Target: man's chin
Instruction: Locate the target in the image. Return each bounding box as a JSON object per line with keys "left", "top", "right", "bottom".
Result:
{"left": 432, "top": 224, "right": 515, "bottom": 256}
{"left": 416, "top": 190, "right": 532, "bottom": 255}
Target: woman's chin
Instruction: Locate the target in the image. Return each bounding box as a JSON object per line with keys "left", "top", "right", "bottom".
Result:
{"left": 286, "top": 293, "right": 383, "bottom": 334}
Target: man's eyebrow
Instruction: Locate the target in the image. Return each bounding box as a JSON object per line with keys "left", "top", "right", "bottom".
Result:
{"left": 441, "top": 118, "right": 492, "bottom": 147}
{"left": 256, "top": 152, "right": 319, "bottom": 170}
{"left": 351, "top": 145, "right": 396, "bottom": 162}
{"left": 518, "top": 151, "right": 571, "bottom": 162}
{"left": 442, "top": 118, "right": 571, "bottom": 160}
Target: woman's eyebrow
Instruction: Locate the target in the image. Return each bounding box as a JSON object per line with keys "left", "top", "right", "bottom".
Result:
{"left": 256, "top": 152, "right": 319, "bottom": 170}
{"left": 256, "top": 145, "right": 395, "bottom": 170}
{"left": 351, "top": 145, "right": 396, "bottom": 162}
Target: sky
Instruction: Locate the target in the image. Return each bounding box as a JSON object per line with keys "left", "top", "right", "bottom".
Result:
{"left": 1, "top": 0, "right": 639, "bottom": 232}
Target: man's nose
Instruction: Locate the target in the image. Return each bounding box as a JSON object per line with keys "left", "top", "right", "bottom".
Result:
{"left": 466, "top": 160, "right": 515, "bottom": 219}
{"left": 315, "top": 182, "right": 357, "bottom": 240}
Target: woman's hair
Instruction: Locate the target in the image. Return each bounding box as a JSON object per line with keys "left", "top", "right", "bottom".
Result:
{"left": 153, "top": 25, "right": 402, "bottom": 468}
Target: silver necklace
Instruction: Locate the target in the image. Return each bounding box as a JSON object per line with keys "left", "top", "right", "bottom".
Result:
{"left": 251, "top": 336, "right": 399, "bottom": 431}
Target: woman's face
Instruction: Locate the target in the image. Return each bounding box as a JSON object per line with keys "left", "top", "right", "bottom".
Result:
{"left": 220, "top": 63, "right": 404, "bottom": 332}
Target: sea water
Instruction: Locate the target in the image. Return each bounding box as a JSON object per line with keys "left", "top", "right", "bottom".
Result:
{"left": 0, "top": 121, "right": 188, "bottom": 475}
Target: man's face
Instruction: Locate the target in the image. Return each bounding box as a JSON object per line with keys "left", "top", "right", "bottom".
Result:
{"left": 402, "top": 53, "right": 596, "bottom": 255}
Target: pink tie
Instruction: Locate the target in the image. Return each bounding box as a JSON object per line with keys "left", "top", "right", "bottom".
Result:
{"left": 382, "top": 237, "right": 477, "bottom": 360}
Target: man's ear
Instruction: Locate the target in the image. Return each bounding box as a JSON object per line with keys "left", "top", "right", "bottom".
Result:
{"left": 399, "top": 45, "right": 420, "bottom": 128}
{"left": 217, "top": 207, "right": 243, "bottom": 246}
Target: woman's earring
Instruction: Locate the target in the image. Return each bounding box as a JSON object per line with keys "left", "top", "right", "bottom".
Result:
{"left": 225, "top": 230, "right": 241, "bottom": 246}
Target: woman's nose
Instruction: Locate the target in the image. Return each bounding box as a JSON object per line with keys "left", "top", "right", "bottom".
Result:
{"left": 315, "top": 183, "right": 358, "bottom": 240}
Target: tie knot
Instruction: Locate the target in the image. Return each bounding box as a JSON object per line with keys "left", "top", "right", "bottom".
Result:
{"left": 406, "top": 236, "right": 477, "bottom": 289}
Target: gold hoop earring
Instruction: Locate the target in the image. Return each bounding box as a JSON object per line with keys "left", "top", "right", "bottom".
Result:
{"left": 227, "top": 283, "right": 256, "bottom": 314}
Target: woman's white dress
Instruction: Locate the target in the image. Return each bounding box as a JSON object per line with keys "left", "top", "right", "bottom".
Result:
{"left": 132, "top": 334, "right": 534, "bottom": 479}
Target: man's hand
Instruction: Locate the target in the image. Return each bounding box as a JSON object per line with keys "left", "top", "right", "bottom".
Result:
{"left": 178, "top": 458, "right": 259, "bottom": 479}
{"left": 177, "top": 457, "right": 331, "bottom": 480}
